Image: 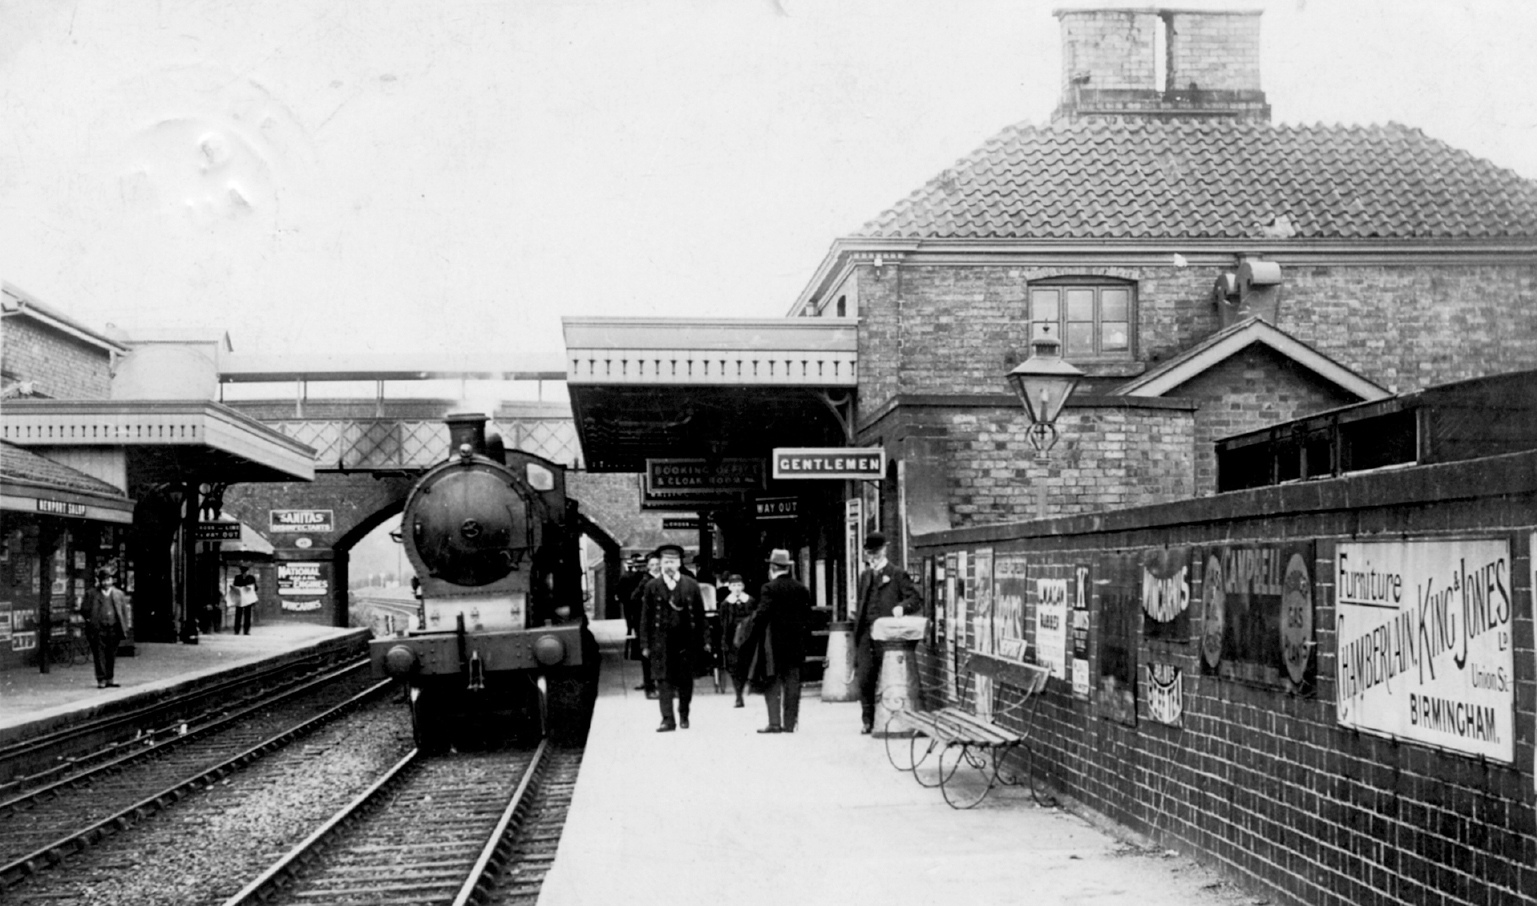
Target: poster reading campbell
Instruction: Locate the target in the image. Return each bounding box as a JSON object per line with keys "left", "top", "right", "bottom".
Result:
{"left": 1335, "top": 538, "right": 1514, "bottom": 762}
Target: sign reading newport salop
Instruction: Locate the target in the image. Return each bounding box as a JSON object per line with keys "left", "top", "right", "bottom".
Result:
{"left": 1335, "top": 538, "right": 1514, "bottom": 762}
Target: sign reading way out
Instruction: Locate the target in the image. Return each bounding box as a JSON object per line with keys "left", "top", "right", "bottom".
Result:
{"left": 772, "top": 448, "right": 884, "bottom": 480}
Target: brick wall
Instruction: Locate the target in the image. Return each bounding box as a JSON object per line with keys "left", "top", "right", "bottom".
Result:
{"left": 0, "top": 317, "right": 112, "bottom": 399}
{"left": 1057, "top": 9, "right": 1157, "bottom": 97}
{"left": 1168, "top": 12, "right": 1262, "bottom": 92}
{"left": 1171, "top": 345, "right": 1362, "bottom": 493}
{"left": 913, "top": 452, "right": 1537, "bottom": 906}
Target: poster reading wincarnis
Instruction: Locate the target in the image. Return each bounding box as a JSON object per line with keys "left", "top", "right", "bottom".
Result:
{"left": 1336, "top": 538, "right": 1514, "bottom": 763}
{"left": 1141, "top": 547, "right": 1191, "bottom": 642}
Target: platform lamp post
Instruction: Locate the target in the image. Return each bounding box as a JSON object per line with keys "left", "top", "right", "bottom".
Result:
{"left": 1005, "top": 327, "right": 1084, "bottom": 518}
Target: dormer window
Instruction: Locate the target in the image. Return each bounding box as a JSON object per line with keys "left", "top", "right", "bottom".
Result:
{"left": 1028, "top": 281, "right": 1134, "bottom": 360}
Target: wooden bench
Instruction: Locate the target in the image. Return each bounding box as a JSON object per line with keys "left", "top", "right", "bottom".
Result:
{"left": 884, "top": 653, "right": 1052, "bottom": 809}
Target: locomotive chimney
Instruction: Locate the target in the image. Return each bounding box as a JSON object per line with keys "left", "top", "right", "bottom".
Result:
{"left": 445, "top": 411, "right": 489, "bottom": 456}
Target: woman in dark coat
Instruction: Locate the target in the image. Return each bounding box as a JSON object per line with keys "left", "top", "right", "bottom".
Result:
{"left": 717, "top": 574, "right": 754, "bottom": 708}
{"left": 744, "top": 549, "right": 811, "bottom": 733}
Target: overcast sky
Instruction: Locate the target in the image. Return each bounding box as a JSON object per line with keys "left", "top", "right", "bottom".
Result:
{"left": 3, "top": 0, "right": 1534, "bottom": 364}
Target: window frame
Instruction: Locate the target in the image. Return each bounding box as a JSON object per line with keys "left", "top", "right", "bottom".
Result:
{"left": 1026, "top": 278, "right": 1136, "bottom": 362}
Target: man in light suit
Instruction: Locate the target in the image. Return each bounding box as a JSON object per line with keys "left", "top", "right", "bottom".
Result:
{"left": 852, "top": 532, "right": 922, "bottom": 734}
{"left": 81, "top": 566, "right": 128, "bottom": 689}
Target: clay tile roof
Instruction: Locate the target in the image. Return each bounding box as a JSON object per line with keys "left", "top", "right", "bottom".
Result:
{"left": 853, "top": 120, "right": 1537, "bottom": 241}
{"left": 0, "top": 441, "right": 129, "bottom": 500}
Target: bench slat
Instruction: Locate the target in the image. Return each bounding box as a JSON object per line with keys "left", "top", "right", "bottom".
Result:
{"left": 932, "top": 709, "right": 1020, "bottom": 746}
{"left": 967, "top": 653, "right": 1050, "bottom": 694}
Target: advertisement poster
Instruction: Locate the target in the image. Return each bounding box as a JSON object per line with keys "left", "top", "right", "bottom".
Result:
{"left": 993, "top": 554, "right": 1029, "bottom": 662}
{"left": 933, "top": 557, "right": 946, "bottom": 644}
{"left": 1336, "top": 538, "right": 1513, "bottom": 762}
{"left": 1200, "top": 543, "right": 1315, "bottom": 691}
{"left": 970, "top": 548, "right": 995, "bottom": 717}
{"left": 844, "top": 498, "right": 862, "bottom": 621}
{"left": 0, "top": 601, "right": 11, "bottom": 641}
{"left": 1146, "top": 662, "right": 1184, "bottom": 725}
{"left": 1071, "top": 565, "right": 1092, "bottom": 700}
{"left": 12, "top": 630, "right": 37, "bottom": 652}
{"left": 278, "top": 562, "right": 329, "bottom": 597}
{"left": 1141, "top": 547, "right": 1192, "bottom": 642}
{"left": 1096, "top": 553, "right": 1139, "bottom": 726}
{"left": 1034, "top": 573, "right": 1069, "bottom": 679}
{"left": 945, "top": 552, "right": 960, "bottom": 699}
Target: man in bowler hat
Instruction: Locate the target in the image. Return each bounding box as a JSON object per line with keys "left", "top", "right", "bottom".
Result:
{"left": 852, "top": 532, "right": 922, "bottom": 733}
{"left": 80, "top": 566, "right": 129, "bottom": 689}
{"left": 639, "top": 544, "right": 710, "bottom": 731}
{"left": 746, "top": 549, "right": 812, "bottom": 732}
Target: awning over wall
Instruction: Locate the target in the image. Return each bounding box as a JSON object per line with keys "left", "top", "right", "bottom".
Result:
{"left": 563, "top": 318, "right": 857, "bottom": 472}
{"left": 0, "top": 399, "right": 317, "bottom": 486}
{"left": 0, "top": 441, "right": 136, "bottom": 524}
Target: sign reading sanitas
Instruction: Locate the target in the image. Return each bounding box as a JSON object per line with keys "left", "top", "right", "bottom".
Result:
{"left": 270, "top": 510, "right": 334, "bottom": 533}
{"left": 772, "top": 447, "right": 884, "bottom": 480}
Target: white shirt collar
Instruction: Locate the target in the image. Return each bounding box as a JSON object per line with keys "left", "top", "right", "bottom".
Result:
{"left": 663, "top": 573, "right": 679, "bottom": 590}
{"left": 868, "top": 557, "right": 888, "bottom": 573}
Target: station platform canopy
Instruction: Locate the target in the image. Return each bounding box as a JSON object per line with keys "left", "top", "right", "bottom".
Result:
{"left": 0, "top": 399, "right": 316, "bottom": 487}
{"left": 563, "top": 318, "right": 857, "bottom": 473}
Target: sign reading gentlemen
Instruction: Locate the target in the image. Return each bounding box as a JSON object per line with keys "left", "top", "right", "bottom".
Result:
{"left": 772, "top": 447, "right": 884, "bottom": 480}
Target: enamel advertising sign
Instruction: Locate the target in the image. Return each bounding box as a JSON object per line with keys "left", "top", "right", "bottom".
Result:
{"left": 1335, "top": 538, "right": 1514, "bottom": 762}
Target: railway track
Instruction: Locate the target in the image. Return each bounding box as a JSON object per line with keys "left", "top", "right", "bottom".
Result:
{"left": 0, "top": 661, "right": 391, "bottom": 891}
{"left": 0, "top": 640, "right": 368, "bottom": 793}
{"left": 225, "top": 742, "right": 584, "bottom": 906}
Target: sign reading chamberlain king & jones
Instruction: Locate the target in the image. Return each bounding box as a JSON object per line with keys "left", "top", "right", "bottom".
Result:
{"left": 772, "top": 447, "right": 884, "bottom": 480}
{"left": 270, "top": 509, "right": 334, "bottom": 534}
{"left": 1335, "top": 538, "right": 1514, "bottom": 762}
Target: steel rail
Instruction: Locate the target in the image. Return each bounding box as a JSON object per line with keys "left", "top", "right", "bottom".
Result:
{"left": 0, "top": 676, "right": 392, "bottom": 890}
{"left": 452, "top": 739, "right": 548, "bottom": 906}
{"left": 0, "top": 659, "right": 369, "bottom": 816}
{"left": 0, "top": 649, "right": 368, "bottom": 794}
{"left": 220, "top": 741, "right": 549, "bottom": 906}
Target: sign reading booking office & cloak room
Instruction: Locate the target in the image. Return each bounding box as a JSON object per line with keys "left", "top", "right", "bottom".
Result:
{"left": 1335, "top": 538, "right": 1514, "bottom": 763}
{"left": 772, "top": 448, "right": 884, "bottom": 480}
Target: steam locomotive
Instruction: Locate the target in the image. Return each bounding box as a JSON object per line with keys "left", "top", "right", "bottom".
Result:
{"left": 369, "top": 412, "right": 597, "bottom": 750}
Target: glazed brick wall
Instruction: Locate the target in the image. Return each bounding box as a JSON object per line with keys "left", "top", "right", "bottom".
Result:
{"left": 1057, "top": 10, "right": 1157, "bottom": 96}
{"left": 0, "top": 317, "right": 111, "bottom": 399}
{"left": 1168, "top": 13, "right": 1262, "bottom": 92}
{"left": 1173, "top": 345, "right": 1362, "bottom": 494}
{"left": 856, "top": 262, "right": 1537, "bottom": 422}
{"left": 913, "top": 453, "right": 1537, "bottom": 906}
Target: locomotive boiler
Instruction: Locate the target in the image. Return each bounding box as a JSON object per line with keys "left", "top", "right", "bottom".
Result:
{"left": 369, "top": 412, "right": 596, "bottom": 749}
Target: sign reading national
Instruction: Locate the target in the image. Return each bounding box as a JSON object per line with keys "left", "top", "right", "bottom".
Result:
{"left": 772, "top": 447, "right": 884, "bottom": 480}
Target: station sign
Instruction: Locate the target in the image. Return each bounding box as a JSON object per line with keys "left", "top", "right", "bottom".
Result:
{"left": 195, "top": 521, "right": 242, "bottom": 542}
{"left": 755, "top": 496, "right": 798, "bottom": 521}
{"left": 270, "top": 509, "right": 334, "bottom": 534}
{"left": 36, "top": 498, "right": 86, "bottom": 517}
{"left": 662, "top": 518, "right": 701, "bottom": 530}
{"left": 772, "top": 447, "right": 885, "bottom": 480}
{"left": 642, "top": 458, "right": 764, "bottom": 511}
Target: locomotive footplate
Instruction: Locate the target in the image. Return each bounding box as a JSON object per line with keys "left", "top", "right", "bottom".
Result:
{"left": 370, "top": 624, "right": 586, "bottom": 679}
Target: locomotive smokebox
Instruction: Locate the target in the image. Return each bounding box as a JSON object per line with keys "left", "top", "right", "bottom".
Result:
{"left": 445, "top": 411, "right": 489, "bottom": 456}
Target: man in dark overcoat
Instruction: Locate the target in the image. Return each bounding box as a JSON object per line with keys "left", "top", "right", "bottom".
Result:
{"left": 639, "top": 544, "right": 709, "bottom": 732}
{"left": 80, "top": 566, "right": 128, "bottom": 689}
{"left": 620, "top": 553, "right": 659, "bottom": 697}
{"left": 748, "top": 549, "right": 812, "bottom": 733}
{"left": 852, "top": 532, "right": 922, "bottom": 734}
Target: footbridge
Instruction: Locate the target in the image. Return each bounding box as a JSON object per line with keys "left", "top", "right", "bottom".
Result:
{"left": 213, "top": 354, "right": 625, "bottom": 630}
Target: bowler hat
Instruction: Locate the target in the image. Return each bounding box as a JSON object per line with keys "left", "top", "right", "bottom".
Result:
{"left": 863, "top": 532, "right": 888, "bottom": 553}
{"left": 655, "top": 543, "right": 685, "bottom": 560}
{"left": 766, "top": 549, "right": 793, "bottom": 567}
{"left": 95, "top": 564, "right": 116, "bottom": 579}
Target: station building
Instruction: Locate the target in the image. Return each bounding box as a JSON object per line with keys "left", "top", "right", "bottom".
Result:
{"left": 563, "top": 8, "right": 1537, "bottom": 906}
{"left": 1, "top": 282, "right": 314, "bottom": 668}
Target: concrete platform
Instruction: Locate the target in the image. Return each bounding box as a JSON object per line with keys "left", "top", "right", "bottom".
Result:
{"left": 0, "top": 623, "right": 369, "bottom": 745}
{"left": 540, "top": 621, "right": 1251, "bottom": 906}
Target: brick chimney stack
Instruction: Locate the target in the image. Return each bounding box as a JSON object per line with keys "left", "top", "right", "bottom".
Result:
{"left": 1053, "top": 8, "right": 1270, "bottom": 123}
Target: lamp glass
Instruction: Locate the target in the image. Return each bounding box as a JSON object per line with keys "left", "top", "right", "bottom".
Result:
{"left": 1005, "top": 332, "right": 1084, "bottom": 428}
